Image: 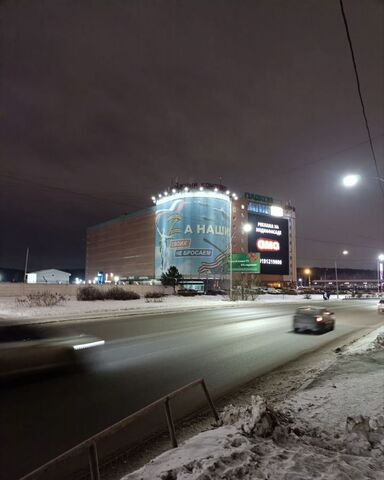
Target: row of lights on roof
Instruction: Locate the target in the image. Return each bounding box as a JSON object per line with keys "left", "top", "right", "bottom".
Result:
{"left": 151, "top": 188, "right": 238, "bottom": 203}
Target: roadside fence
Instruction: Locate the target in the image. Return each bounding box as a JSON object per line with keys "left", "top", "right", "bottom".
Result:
{"left": 19, "top": 378, "right": 219, "bottom": 480}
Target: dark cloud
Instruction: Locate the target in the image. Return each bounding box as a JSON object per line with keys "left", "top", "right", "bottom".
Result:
{"left": 1, "top": 0, "right": 383, "bottom": 271}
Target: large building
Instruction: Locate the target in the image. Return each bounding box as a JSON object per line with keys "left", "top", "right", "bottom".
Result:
{"left": 86, "top": 183, "right": 296, "bottom": 288}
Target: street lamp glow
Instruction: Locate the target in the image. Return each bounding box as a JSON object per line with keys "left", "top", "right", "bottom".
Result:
{"left": 242, "top": 223, "right": 252, "bottom": 233}
{"left": 342, "top": 174, "right": 360, "bottom": 188}
{"left": 304, "top": 268, "right": 311, "bottom": 275}
{"left": 342, "top": 250, "right": 349, "bottom": 255}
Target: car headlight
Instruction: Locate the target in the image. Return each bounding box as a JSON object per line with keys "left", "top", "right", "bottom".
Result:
{"left": 73, "top": 340, "right": 105, "bottom": 351}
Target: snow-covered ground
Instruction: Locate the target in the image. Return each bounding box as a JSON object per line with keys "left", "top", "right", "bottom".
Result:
{"left": 0, "top": 293, "right": 341, "bottom": 322}
{"left": 121, "top": 326, "right": 384, "bottom": 480}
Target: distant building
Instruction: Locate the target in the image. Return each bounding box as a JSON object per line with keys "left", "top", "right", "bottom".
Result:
{"left": 86, "top": 183, "right": 297, "bottom": 289}
{"left": 26, "top": 269, "right": 71, "bottom": 284}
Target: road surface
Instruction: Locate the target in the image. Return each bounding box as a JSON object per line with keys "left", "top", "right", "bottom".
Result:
{"left": 1, "top": 300, "right": 382, "bottom": 479}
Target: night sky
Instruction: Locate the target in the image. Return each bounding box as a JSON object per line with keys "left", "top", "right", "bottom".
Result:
{"left": 1, "top": 0, "right": 383, "bottom": 272}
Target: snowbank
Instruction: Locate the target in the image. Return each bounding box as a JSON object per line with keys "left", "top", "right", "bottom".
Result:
{"left": 123, "top": 395, "right": 384, "bottom": 480}
{"left": 343, "top": 325, "right": 384, "bottom": 354}
{"left": 0, "top": 293, "right": 336, "bottom": 322}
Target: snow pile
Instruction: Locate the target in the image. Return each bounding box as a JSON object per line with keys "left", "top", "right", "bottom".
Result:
{"left": 345, "top": 414, "right": 384, "bottom": 457}
{"left": 343, "top": 325, "right": 384, "bottom": 354}
{"left": 122, "top": 396, "right": 384, "bottom": 480}
{"left": 221, "top": 395, "right": 287, "bottom": 439}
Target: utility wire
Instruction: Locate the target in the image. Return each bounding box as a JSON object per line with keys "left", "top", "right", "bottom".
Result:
{"left": 0, "top": 172, "right": 141, "bottom": 210}
{"left": 339, "top": 0, "right": 384, "bottom": 200}
{"left": 297, "top": 235, "right": 382, "bottom": 251}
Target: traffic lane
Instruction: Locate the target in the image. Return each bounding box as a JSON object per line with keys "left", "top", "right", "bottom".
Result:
{"left": 1, "top": 301, "right": 381, "bottom": 479}
{"left": 42, "top": 300, "right": 378, "bottom": 343}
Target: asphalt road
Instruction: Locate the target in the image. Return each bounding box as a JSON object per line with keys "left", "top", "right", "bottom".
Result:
{"left": 1, "top": 300, "right": 382, "bottom": 479}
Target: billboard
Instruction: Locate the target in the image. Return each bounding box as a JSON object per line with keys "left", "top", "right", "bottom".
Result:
{"left": 231, "top": 253, "right": 260, "bottom": 273}
{"left": 247, "top": 213, "right": 290, "bottom": 275}
{"left": 155, "top": 192, "right": 231, "bottom": 278}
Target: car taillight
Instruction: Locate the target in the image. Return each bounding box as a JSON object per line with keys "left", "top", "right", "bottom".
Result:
{"left": 315, "top": 316, "right": 323, "bottom": 323}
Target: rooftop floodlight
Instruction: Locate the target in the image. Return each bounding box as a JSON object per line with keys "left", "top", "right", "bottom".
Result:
{"left": 342, "top": 174, "right": 360, "bottom": 188}
{"left": 242, "top": 223, "right": 252, "bottom": 233}
{"left": 271, "top": 205, "right": 284, "bottom": 217}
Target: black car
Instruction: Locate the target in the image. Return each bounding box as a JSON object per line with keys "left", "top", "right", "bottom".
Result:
{"left": 293, "top": 306, "right": 335, "bottom": 333}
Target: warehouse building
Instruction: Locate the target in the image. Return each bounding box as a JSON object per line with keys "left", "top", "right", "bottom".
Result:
{"left": 86, "top": 183, "right": 296, "bottom": 288}
{"left": 26, "top": 269, "right": 71, "bottom": 284}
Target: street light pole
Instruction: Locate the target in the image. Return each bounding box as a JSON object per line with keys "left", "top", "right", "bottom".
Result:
{"left": 334, "top": 250, "right": 349, "bottom": 300}
{"left": 24, "top": 247, "right": 30, "bottom": 283}
{"left": 378, "top": 254, "right": 384, "bottom": 295}
{"left": 334, "top": 259, "right": 339, "bottom": 299}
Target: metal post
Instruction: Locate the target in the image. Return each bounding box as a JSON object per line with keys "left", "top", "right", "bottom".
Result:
{"left": 335, "top": 259, "right": 339, "bottom": 299}
{"left": 24, "top": 247, "right": 29, "bottom": 283}
{"left": 201, "top": 379, "right": 220, "bottom": 423}
{"left": 164, "top": 398, "right": 178, "bottom": 448}
{"left": 88, "top": 443, "right": 100, "bottom": 480}
{"left": 229, "top": 203, "right": 233, "bottom": 300}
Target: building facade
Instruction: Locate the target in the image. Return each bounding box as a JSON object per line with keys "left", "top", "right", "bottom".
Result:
{"left": 26, "top": 269, "right": 71, "bottom": 284}
{"left": 86, "top": 184, "right": 296, "bottom": 287}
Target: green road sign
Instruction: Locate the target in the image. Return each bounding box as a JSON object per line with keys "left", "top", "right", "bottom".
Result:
{"left": 231, "top": 253, "right": 260, "bottom": 273}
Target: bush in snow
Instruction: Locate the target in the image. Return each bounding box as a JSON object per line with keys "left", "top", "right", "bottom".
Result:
{"left": 144, "top": 291, "right": 166, "bottom": 299}
{"left": 76, "top": 286, "right": 105, "bottom": 301}
{"left": 104, "top": 287, "right": 140, "bottom": 300}
{"left": 16, "top": 291, "right": 67, "bottom": 307}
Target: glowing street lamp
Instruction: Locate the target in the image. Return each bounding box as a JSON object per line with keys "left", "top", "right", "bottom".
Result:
{"left": 335, "top": 250, "right": 349, "bottom": 299}
{"left": 342, "top": 174, "right": 360, "bottom": 188}
{"left": 304, "top": 268, "right": 311, "bottom": 286}
{"left": 242, "top": 223, "right": 253, "bottom": 233}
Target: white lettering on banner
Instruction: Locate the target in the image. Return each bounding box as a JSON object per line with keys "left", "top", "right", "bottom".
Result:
{"left": 257, "top": 238, "right": 280, "bottom": 252}
{"left": 261, "top": 258, "right": 283, "bottom": 265}
{"left": 184, "top": 224, "right": 230, "bottom": 235}
{"left": 255, "top": 221, "right": 282, "bottom": 236}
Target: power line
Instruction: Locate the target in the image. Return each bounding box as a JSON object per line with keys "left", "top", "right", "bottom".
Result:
{"left": 297, "top": 235, "right": 382, "bottom": 251}
{"left": 339, "top": 0, "right": 384, "bottom": 200}
{"left": 0, "top": 172, "right": 141, "bottom": 209}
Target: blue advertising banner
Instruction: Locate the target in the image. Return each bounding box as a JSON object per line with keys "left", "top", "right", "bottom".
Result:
{"left": 155, "top": 192, "right": 231, "bottom": 278}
